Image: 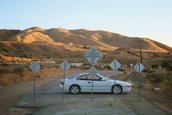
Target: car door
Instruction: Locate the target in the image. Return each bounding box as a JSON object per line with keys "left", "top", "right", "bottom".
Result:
{"left": 76, "top": 74, "right": 92, "bottom": 92}
{"left": 91, "top": 75, "right": 111, "bottom": 92}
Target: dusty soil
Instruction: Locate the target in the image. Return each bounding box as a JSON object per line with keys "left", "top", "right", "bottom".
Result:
{"left": 15, "top": 71, "right": 170, "bottom": 115}
{"left": 0, "top": 70, "right": 171, "bottom": 115}
{"left": 0, "top": 78, "right": 53, "bottom": 115}
{"left": 143, "top": 90, "right": 172, "bottom": 114}
{"left": 0, "top": 68, "right": 80, "bottom": 115}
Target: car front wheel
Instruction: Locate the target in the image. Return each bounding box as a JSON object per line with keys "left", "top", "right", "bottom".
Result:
{"left": 112, "top": 85, "right": 122, "bottom": 94}
{"left": 70, "top": 85, "right": 80, "bottom": 94}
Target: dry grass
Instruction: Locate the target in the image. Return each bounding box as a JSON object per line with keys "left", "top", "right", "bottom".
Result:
{"left": 0, "top": 65, "right": 81, "bottom": 86}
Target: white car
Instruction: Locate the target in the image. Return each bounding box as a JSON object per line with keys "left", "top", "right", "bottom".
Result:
{"left": 60, "top": 72, "right": 131, "bottom": 94}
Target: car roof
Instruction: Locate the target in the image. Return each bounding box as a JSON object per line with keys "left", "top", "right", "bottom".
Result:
{"left": 65, "top": 72, "right": 109, "bottom": 80}
{"left": 77, "top": 72, "right": 109, "bottom": 79}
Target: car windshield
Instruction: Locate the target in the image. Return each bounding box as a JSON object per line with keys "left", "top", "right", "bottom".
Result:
{"left": 65, "top": 73, "right": 79, "bottom": 79}
{"left": 97, "top": 74, "right": 109, "bottom": 80}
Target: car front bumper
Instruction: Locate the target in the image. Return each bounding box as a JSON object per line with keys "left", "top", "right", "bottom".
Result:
{"left": 123, "top": 86, "right": 131, "bottom": 93}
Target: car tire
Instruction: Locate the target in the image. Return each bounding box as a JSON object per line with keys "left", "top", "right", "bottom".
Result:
{"left": 112, "top": 84, "right": 122, "bottom": 94}
{"left": 70, "top": 85, "right": 80, "bottom": 94}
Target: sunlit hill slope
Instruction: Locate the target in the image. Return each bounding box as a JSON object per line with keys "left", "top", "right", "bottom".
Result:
{"left": 0, "top": 27, "right": 171, "bottom": 64}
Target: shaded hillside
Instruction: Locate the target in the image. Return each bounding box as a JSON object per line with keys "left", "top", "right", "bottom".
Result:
{"left": 0, "top": 29, "right": 21, "bottom": 40}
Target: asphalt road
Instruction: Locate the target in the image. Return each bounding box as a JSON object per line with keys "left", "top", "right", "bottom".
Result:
{"left": 16, "top": 71, "right": 170, "bottom": 115}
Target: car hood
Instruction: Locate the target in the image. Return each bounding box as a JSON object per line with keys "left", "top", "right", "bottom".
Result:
{"left": 109, "top": 80, "right": 131, "bottom": 86}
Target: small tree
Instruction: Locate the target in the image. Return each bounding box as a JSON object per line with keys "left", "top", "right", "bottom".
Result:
{"left": 146, "top": 73, "right": 165, "bottom": 86}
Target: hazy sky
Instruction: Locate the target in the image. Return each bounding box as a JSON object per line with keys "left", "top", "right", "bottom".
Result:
{"left": 0, "top": 0, "right": 172, "bottom": 47}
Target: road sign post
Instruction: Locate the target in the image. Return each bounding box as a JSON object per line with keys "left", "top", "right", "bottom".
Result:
{"left": 60, "top": 60, "right": 71, "bottom": 102}
{"left": 133, "top": 63, "right": 145, "bottom": 101}
{"left": 29, "top": 62, "right": 40, "bottom": 101}
{"left": 88, "top": 66, "right": 98, "bottom": 101}
{"left": 84, "top": 46, "right": 103, "bottom": 101}
{"left": 109, "top": 59, "right": 121, "bottom": 102}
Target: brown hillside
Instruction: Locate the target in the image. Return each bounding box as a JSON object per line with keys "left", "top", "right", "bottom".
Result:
{"left": 0, "top": 29, "right": 21, "bottom": 41}
{"left": 0, "top": 27, "right": 171, "bottom": 64}
{"left": 10, "top": 27, "right": 53, "bottom": 43}
{"left": 145, "top": 38, "right": 172, "bottom": 52}
{"left": 0, "top": 27, "right": 171, "bottom": 52}
{"left": 70, "top": 29, "right": 169, "bottom": 52}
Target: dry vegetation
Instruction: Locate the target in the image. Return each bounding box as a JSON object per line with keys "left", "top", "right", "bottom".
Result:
{"left": 0, "top": 27, "right": 172, "bottom": 112}
{"left": 0, "top": 63, "right": 81, "bottom": 86}
{"left": 0, "top": 27, "right": 172, "bottom": 89}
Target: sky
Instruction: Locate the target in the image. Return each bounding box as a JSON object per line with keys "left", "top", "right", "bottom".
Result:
{"left": 0, "top": 0, "right": 172, "bottom": 47}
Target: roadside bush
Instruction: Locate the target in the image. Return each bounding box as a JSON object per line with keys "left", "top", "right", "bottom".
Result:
{"left": 21, "top": 54, "right": 29, "bottom": 58}
{"left": 161, "top": 62, "right": 172, "bottom": 71}
{"left": 103, "top": 65, "right": 111, "bottom": 70}
{"left": 13, "top": 66, "right": 24, "bottom": 77}
{"left": 13, "top": 66, "right": 24, "bottom": 73}
{"left": 0, "top": 68, "right": 10, "bottom": 74}
{"left": 83, "top": 45, "right": 89, "bottom": 49}
{"left": 118, "top": 67, "right": 125, "bottom": 72}
{"left": 151, "top": 64, "right": 159, "bottom": 69}
{"left": 146, "top": 73, "right": 165, "bottom": 84}
{"left": 143, "top": 68, "right": 154, "bottom": 73}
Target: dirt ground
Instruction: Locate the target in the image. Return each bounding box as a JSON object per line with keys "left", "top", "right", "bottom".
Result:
{"left": 0, "top": 70, "right": 171, "bottom": 115}
{"left": 0, "top": 68, "right": 80, "bottom": 115}
{"left": 0, "top": 77, "right": 53, "bottom": 115}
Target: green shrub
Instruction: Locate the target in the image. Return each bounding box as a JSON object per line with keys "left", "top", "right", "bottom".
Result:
{"left": 118, "top": 67, "right": 125, "bottom": 72}
{"left": 143, "top": 68, "right": 154, "bottom": 73}
{"left": 13, "top": 66, "right": 25, "bottom": 78}
{"left": 151, "top": 64, "right": 159, "bottom": 69}
{"left": 83, "top": 45, "right": 89, "bottom": 49}
{"left": 0, "top": 68, "right": 10, "bottom": 74}
{"left": 13, "top": 66, "right": 24, "bottom": 74}
{"left": 146, "top": 73, "right": 165, "bottom": 84}
{"left": 161, "top": 62, "right": 172, "bottom": 71}
{"left": 104, "top": 65, "right": 111, "bottom": 70}
{"left": 21, "top": 54, "right": 29, "bottom": 58}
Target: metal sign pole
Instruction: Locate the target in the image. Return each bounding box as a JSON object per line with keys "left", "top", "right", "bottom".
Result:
{"left": 84, "top": 47, "right": 103, "bottom": 102}
{"left": 133, "top": 63, "right": 144, "bottom": 102}
{"left": 62, "top": 69, "right": 66, "bottom": 102}
{"left": 91, "top": 51, "right": 95, "bottom": 102}
{"left": 91, "top": 77, "right": 93, "bottom": 101}
{"left": 139, "top": 40, "right": 142, "bottom": 101}
{"left": 91, "top": 65, "right": 94, "bottom": 102}
{"left": 88, "top": 66, "right": 97, "bottom": 102}
{"left": 29, "top": 62, "right": 40, "bottom": 102}
{"left": 60, "top": 60, "right": 71, "bottom": 102}
{"left": 113, "top": 62, "right": 117, "bottom": 102}
{"left": 138, "top": 63, "right": 142, "bottom": 101}
{"left": 33, "top": 73, "right": 36, "bottom": 101}
{"left": 114, "top": 79, "right": 116, "bottom": 102}
{"left": 109, "top": 59, "right": 121, "bottom": 102}
{"left": 139, "top": 74, "right": 142, "bottom": 101}
{"left": 139, "top": 63, "right": 141, "bottom": 101}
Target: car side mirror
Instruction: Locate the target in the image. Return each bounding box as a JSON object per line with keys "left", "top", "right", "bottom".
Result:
{"left": 102, "top": 79, "right": 106, "bottom": 81}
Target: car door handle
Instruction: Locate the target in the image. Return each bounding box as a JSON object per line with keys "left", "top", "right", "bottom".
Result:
{"left": 88, "top": 82, "right": 91, "bottom": 83}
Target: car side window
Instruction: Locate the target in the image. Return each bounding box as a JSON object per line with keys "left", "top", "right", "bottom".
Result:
{"left": 87, "top": 75, "right": 102, "bottom": 81}
{"left": 77, "top": 75, "right": 88, "bottom": 80}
